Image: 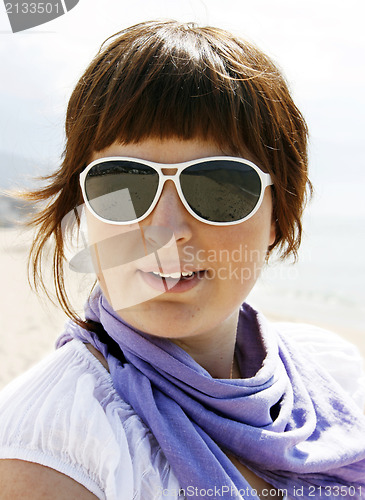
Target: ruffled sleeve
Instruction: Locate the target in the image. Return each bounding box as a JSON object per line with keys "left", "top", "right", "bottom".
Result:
{"left": 0, "top": 340, "right": 134, "bottom": 500}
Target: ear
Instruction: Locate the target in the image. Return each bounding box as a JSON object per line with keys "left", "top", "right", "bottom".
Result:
{"left": 269, "top": 218, "right": 276, "bottom": 247}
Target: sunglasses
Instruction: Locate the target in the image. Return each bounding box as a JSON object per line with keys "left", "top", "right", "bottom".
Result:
{"left": 80, "top": 156, "right": 273, "bottom": 226}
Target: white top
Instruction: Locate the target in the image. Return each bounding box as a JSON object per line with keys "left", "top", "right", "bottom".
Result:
{"left": 0, "top": 323, "right": 364, "bottom": 500}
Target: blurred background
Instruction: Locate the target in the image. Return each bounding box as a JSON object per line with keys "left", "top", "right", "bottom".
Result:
{"left": 1, "top": 0, "right": 364, "bottom": 387}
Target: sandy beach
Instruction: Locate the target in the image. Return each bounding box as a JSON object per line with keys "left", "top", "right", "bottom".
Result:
{"left": 1, "top": 227, "right": 364, "bottom": 390}
{"left": 0, "top": 228, "right": 94, "bottom": 389}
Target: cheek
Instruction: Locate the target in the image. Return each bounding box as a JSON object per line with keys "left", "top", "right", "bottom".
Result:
{"left": 214, "top": 192, "right": 274, "bottom": 268}
{"left": 85, "top": 209, "right": 106, "bottom": 245}
{"left": 224, "top": 229, "right": 268, "bottom": 275}
{"left": 85, "top": 208, "right": 132, "bottom": 244}
{"left": 221, "top": 214, "right": 273, "bottom": 255}
{"left": 243, "top": 190, "right": 275, "bottom": 249}
{"left": 85, "top": 208, "right": 140, "bottom": 281}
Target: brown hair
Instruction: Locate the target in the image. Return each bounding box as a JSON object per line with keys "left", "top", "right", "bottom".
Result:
{"left": 24, "top": 19, "right": 312, "bottom": 327}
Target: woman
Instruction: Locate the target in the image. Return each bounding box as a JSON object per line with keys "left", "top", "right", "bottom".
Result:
{"left": 0, "top": 20, "right": 364, "bottom": 500}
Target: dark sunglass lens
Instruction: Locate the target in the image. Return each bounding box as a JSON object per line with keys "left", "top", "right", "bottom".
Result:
{"left": 180, "top": 160, "right": 261, "bottom": 222}
{"left": 84, "top": 160, "right": 159, "bottom": 222}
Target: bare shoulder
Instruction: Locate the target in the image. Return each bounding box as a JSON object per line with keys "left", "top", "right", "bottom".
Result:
{"left": 84, "top": 343, "right": 110, "bottom": 372}
{"left": 0, "top": 459, "right": 99, "bottom": 499}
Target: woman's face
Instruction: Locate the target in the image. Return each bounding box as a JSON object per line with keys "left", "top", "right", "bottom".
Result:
{"left": 85, "top": 138, "right": 275, "bottom": 341}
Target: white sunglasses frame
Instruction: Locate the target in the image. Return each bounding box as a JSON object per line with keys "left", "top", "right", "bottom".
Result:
{"left": 79, "top": 156, "right": 273, "bottom": 226}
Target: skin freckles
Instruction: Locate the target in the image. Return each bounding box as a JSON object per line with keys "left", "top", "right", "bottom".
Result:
{"left": 86, "top": 137, "right": 275, "bottom": 378}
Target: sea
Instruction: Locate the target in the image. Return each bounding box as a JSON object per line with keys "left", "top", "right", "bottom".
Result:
{"left": 249, "top": 213, "right": 365, "bottom": 335}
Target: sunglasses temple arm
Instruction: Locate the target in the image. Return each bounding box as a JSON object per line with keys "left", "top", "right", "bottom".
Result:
{"left": 263, "top": 172, "right": 274, "bottom": 187}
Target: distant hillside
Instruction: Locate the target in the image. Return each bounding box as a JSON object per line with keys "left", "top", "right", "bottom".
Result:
{"left": 0, "top": 151, "right": 54, "bottom": 189}
{"left": 0, "top": 194, "right": 35, "bottom": 228}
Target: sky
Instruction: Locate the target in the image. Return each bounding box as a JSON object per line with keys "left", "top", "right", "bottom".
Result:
{"left": 0, "top": 0, "right": 364, "bottom": 217}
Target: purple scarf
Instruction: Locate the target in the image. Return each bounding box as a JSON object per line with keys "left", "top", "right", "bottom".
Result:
{"left": 57, "top": 288, "right": 365, "bottom": 499}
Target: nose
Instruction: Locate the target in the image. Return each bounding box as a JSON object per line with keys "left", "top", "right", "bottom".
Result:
{"left": 141, "top": 180, "right": 193, "bottom": 245}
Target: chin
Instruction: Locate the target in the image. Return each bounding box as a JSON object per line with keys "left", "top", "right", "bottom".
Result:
{"left": 116, "top": 301, "right": 204, "bottom": 338}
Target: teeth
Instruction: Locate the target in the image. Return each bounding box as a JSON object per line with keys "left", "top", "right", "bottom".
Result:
{"left": 151, "top": 271, "right": 195, "bottom": 279}
{"left": 151, "top": 271, "right": 181, "bottom": 279}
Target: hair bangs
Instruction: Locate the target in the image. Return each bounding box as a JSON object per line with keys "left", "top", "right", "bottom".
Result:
{"left": 88, "top": 24, "right": 244, "bottom": 152}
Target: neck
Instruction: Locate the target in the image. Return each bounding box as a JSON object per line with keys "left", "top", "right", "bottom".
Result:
{"left": 171, "top": 310, "right": 240, "bottom": 379}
